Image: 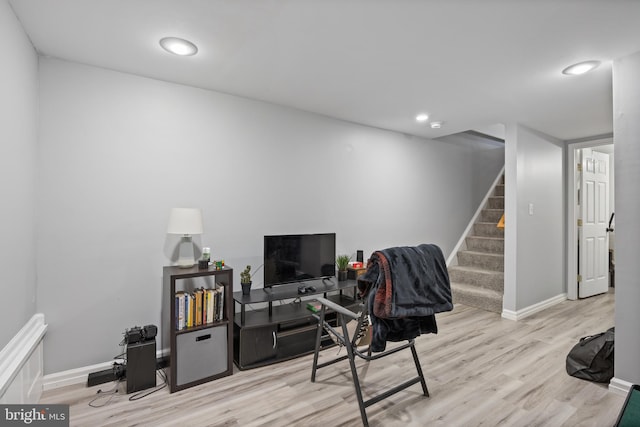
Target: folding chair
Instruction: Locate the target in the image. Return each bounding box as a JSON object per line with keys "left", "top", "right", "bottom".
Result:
{"left": 310, "top": 296, "right": 429, "bottom": 427}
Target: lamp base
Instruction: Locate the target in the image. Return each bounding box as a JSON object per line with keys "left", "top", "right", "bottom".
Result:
{"left": 176, "top": 236, "right": 195, "bottom": 268}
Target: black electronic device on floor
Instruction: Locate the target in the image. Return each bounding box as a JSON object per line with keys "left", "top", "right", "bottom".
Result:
{"left": 126, "top": 335, "right": 157, "bottom": 394}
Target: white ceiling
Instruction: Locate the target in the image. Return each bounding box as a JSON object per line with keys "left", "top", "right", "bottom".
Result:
{"left": 9, "top": 0, "right": 640, "bottom": 141}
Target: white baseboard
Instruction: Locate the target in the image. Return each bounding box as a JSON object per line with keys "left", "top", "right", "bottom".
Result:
{"left": 0, "top": 314, "right": 48, "bottom": 403}
{"left": 501, "top": 293, "right": 567, "bottom": 321}
{"left": 43, "top": 360, "right": 114, "bottom": 391}
{"left": 43, "top": 347, "right": 170, "bottom": 391}
{"left": 610, "top": 377, "right": 634, "bottom": 397}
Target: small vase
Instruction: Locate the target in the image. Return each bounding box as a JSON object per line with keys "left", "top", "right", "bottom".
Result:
{"left": 338, "top": 270, "right": 348, "bottom": 282}
{"left": 241, "top": 282, "right": 252, "bottom": 295}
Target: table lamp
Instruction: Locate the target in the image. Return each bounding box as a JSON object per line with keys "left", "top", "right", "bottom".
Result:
{"left": 167, "top": 208, "right": 204, "bottom": 268}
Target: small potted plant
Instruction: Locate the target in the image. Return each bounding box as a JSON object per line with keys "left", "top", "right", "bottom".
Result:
{"left": 240, "top": 265, "right": 252, "bottom": 295}
{"left": 336, "top": 254, "right": 351, "bottom": 282}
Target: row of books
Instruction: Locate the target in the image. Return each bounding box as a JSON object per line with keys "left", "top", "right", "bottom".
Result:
{"left": 175, "top": 286, "right": 225, "bottom": 330}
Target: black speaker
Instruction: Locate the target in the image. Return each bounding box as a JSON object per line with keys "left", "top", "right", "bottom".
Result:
{"left": 356, "top": 250, "right": 363, "bottom": 263}
{"left": 126, "top": 339, "right": 156, "bottom": 393}
{"left": 124, "top": 326, "right": 143, "bottom": 344}
{"left": 142, "top": 324, "right": 157, "bottom": 340}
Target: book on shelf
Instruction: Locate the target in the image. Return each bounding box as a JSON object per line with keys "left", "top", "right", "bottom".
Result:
{"left": 175, "top": 292, "right": 186, "bottom": 330}
{"left": 202, "top": 288, "right": 211, "bottom": 325}
{"left": 214, "top": 287, "right": 219, "bottom": 320}
{"left": 195, "top": 289, "right": 203, "bottom": 326}
{"left": 187, "top": 293, "right": 194, "bottom": 328}
{"left": 182, "top": 292, "right": 190, "bottom": 328}
{"left": 217, "top": 285, "right": 224, "bottom": 321}
{"left": 207, "top": 288, "right": 214, "bottom": 324}
{"left": 213, "top": 287, "right": 222, "bottom": 322}
{"left": 213, "top": 288, "right": 218, "bottom": 323}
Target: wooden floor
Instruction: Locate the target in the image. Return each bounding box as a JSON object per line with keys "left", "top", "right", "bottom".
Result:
{"left": 41, "top": 291, "right": 624, "bottom": 426}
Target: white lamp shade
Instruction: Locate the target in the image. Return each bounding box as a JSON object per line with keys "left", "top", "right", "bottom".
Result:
{"left": 167, "top": 208, "right": 204, "bottom": 235}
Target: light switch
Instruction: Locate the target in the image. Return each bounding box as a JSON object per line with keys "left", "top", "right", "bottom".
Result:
{"left": 529, "top": 203, "right": 534, "bottom": 216}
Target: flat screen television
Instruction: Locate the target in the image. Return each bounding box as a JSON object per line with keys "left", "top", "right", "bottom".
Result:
{"left": 263, "top": 233, "right": 336, "bottom": 287}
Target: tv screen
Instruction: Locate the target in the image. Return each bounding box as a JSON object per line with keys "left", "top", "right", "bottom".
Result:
{"left": 264, "top": 233, "right": 336, "bottom": 287}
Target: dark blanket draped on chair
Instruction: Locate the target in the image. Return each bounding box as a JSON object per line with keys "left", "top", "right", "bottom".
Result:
{"left": 357, "top": 244, "right": 453, "bottom": 352}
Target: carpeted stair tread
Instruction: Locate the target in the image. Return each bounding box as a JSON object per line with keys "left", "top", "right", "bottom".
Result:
{"left": 451, "top": 281, "right": 503, "bottom": 297}
{"left": 473, "top": 222, "right": 505, "bottom": 237}
{"left": 480, "top": 209, "right": 504, "bottom": 223}
{"left": 467, "top": 236, "right": 504, "bottom": 241}
{"left": 448, "top": 265, "right": 504, "bottom": 292}
{"left": 487, "top": 196, "right": 504, "bottom": 209}
{"left": 458, "top": 250, "right": 504, "bottom": 258}
{"left": 457, "top": 250, "right": 504, "bottom": 271}
{"left": 466, "top": 236, "right": 504, "bottom": 253}
{"left": 449, "top": 264, "right": 504, "bottom": 274}
{"left": 451, "top": 282, "right": 503, "bottom": 313}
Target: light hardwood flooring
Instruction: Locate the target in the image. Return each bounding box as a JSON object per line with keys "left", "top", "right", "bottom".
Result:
{"left": 41, "top": 291, "right": 624, "bottom": 426}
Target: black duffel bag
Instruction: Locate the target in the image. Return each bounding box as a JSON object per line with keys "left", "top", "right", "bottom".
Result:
{"left": 566, "top": 327, "right": 614, "bottom": 383}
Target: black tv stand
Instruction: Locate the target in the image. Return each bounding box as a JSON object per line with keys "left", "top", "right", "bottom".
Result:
{"left": 232, "top": 279, "right": 359, "bottom": 370}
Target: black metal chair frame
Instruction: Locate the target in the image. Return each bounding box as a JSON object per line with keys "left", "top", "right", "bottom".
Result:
{"left": 310, "top": 297, "right": 429, "bottom": 427}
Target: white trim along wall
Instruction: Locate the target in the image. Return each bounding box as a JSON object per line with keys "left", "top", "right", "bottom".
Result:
{"left": 42, "top": 348, "right": 169, "bottom": 391}
{"left": 0, "top": 314, "right": 47, "bottom": 403}
{"left": 501, "top": 293, "right": 567, "bottom": 321}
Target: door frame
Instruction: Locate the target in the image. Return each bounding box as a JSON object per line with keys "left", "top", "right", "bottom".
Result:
{"left": 566, "top": 136, "right": 613, "bottom": 300}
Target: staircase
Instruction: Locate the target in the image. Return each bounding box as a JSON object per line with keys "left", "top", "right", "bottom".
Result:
{"left": 449, "top": 176, "right": 504, "bottom": 313}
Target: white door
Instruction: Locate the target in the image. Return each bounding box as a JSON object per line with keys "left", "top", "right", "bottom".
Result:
{"left": 578, "top": 148, "right": 610, "bottom": 298}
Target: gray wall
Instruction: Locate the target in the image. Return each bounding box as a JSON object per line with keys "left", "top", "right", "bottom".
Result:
{"left": 436, "top": 132, "right": 505, "bottom": 211}
{"left": 613, "top": 50, "right": 640, "bottom": 385}
{"left": 0, "top": 0, "right": 39, "bottom": 349}
{"left": 504, "top": 124, "right": 565, "bottom": 312}
{"left": 37, "top": 58, "right": 504, "bottom": 374}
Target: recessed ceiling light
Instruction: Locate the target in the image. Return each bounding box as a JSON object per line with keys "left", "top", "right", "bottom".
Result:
{"left": 562, "top": 60, "right": 600, "bottom": 76}
{"left": 159, "top": 37, "right": 198, "bottom": 56}
{"left": 430, "top": 121, "right": 443, "bottom": 129}
{"left": 416, "top": 113, "right": 429, "bottom": 123}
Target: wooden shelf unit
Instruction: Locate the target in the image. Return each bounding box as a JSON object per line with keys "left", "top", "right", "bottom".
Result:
{"left": 162, "top": 265, "right": 233, "bottom": 393}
